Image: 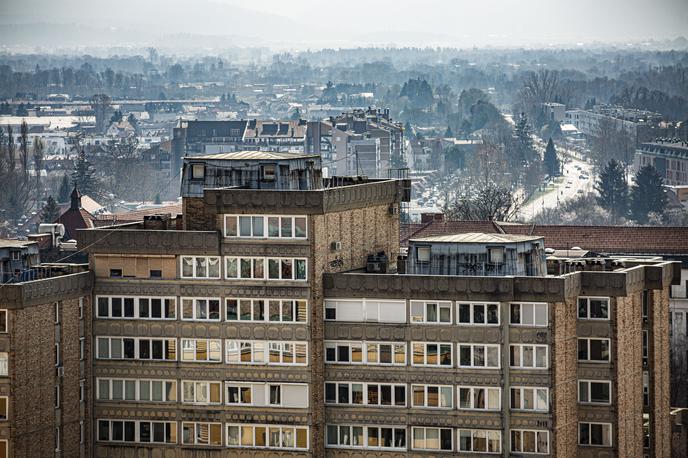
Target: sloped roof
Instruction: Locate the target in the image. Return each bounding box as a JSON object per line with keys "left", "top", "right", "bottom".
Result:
{"left": 94, "top": 203, "right": 182, "bottom": 226}
{"left": 190, "top": 151, "right": 319, "bottom": 161}
{"left": 410, "top": 232, "right": 542, "bottom": 244}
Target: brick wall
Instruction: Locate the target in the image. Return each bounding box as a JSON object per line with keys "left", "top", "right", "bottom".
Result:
{"left": 183, "top": 197, "right": 216, "bottom": 231}
{"left": 652, "top": 287, "right": 672, "bottom": 458}
{"left": 552, "top": 297, "right": 578, "bottom": 457}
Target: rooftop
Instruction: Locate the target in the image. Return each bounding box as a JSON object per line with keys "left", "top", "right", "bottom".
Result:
{"left": 187, "top": 151, "right": 320, "bottom": 161}
{"left": 410, "top": 232, "right": 542, "bottom": 244}
{"left": 0, "top": 239, "right": 38, "bottom": 249}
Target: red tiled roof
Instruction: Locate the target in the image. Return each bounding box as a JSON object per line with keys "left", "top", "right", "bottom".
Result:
{"left": 94, "top": 203, "right": 182, "bottom": 226}
{"left": 55, "top": 208, "right": 95, "bottom": 240}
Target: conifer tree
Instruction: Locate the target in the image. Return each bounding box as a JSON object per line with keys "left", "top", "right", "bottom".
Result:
{"left": 71, "top": 150, "right": 99, "bottom": 197}
{"left": 595, "top": 159, "right": 628, "bottom": 221}
{"left": 543, "top": 138, "right": 560, "bottom": 176}
{"left": 58, "top": 174, "right": 71, "bottom": 203}
{"left": 41, "top": 196, "right": 61, "bottom": 223}
{"left": 630, "top": 165, "right": 668, "bottom": 224}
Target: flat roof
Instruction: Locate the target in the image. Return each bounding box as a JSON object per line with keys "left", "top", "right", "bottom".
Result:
{"left": 0, "top": 239, "right": 37, "bottom": 249}
{"left": 410, "top": 232, "right": 543, "bottom": 244}
{"left": 187, "top": 151, "right": 320, "bottom": 161}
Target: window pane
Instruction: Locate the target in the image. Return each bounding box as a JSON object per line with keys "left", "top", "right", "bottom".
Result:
{"left": 294, "top": 217, "right": 307, "bottom": 237}
{"left": 252, "top": 216, "right": 264, "bottom": 237}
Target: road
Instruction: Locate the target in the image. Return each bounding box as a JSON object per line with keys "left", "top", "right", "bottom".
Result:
{"left": 518, "top": 145, "right": 595, "bottom": 220}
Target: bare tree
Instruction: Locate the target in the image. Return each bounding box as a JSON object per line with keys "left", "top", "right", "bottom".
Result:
{"left": 445, "top": 184, "right": 520, "bottom": 221}
{"left": 91, "top": 94, "right": 112, "bottom": 134}
{"left": 32, "top": 137, "right": 45, "bottom": 201}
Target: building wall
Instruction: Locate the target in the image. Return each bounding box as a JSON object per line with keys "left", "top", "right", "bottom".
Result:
{"left": 552, "top": 297, "right": 578, "bottom": 457}
{"left": 652, "top": 287, "right": 672, "bottom": 457}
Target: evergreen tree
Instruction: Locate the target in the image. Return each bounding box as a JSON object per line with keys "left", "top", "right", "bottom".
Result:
{"left": 543, "top": 138, "right": 560, "bottom": 176}
{"left": 630, "top": 165, "right": 668, "bottom": 224}
{"left": 58, "top": 174, "right": 71, "bottom": 203}
{"left": 444, "top": 125, "right": 454, "bottom": 137}
{"left": 154, "top": 193, "right": 162, "bottom": 205}
{"left": 41, "top": 196, "right": 61, "bottom": 223}
{"left": 513, "top": 112, "right": 535, "bottom": 164}
{"left": 71, "top": 150, "right": 99, "bottom": 197}
{"left": 595, "top": 159, "right": 628, "bottom": 221}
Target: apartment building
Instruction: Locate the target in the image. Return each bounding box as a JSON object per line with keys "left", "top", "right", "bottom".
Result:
{"left": 635, "top": 140, "right": 688, "bottom": 186}
{"left": 0, "top": 263, "right": 92, "bottom": 457}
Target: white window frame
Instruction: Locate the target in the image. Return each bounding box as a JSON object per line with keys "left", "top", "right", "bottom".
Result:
{"left": 224, "top": 256, "right": 307, "bottom": 281}
{"left": 79, "top": 298, "right": 84, "bottom": 320}
{"left": 79, "top": 337, "right": 85, "bottom": 360}
{"left": 54, "top": 301, "right": 60, "bottom": 324}
{"left": 181, "top": 380, "right": 223, "bottom": 405}
{"left": 578, "top": 380, "right": 611, "bottom": 405}
{"left": 181, "top": 421, "right": 223, "bottom": 446}
{"left": 510, "top": 386, "right": 549, "bottom": 411}
{"left": 226, "top": 298, "right": 307, "bottom": 323}
{"left": 325, "top": 424, "right": 407, "bottom": 450}
{"left": 510, "top": 429, "right": 550, "bottom": 454}
{"left": 510, "top": 344, "right": 549, "bottom": 369}
{"left": 411, "top": 342, "right": 453, "bottom": 367}
{"left": 180, "top": 255, "right": 221, "bottom": 279}
{"left": 578, "top": 338, "right": 611, "bottom": 363}
{"left": 96, "top": 337, "right": 177, "bottom": 361}
{"left": 325, "top": 381, "right": 406, "bottom": 407}
{"left": 181, "top": 297, "right": 222, "bottom": 321}
{"left": 577, "top": 297, "right": 610, "bottom": 320}
{"left": 0, "top": 353, "right": 7, "bottom": 377}
{"left": 96, "top": 378, "right": 177, "bottom": 403}
{"left": 95, "top": 296, "right": 176, "bottom": 320}
{"left": 180, "top": 338, "right": 223, "bottom": 363}
{"left": 324, "top": 341, "right": 407, "bottom": 366}
{"left": 456, "top": 302, "right": 500, "bottom": 326}
{"left": 457, "top": 386, "right": 501, "bottom": 411}
{"left": 578, "top": 422, "right": 613, "bottom": 447}
{"left": 457, "top": 343, "right": 501, "bottom": 369}
{"left": 409, "top": 300, "right": 452, "bottom": 324}
{"left": 509, "top": 303, "right": 548, "bottom": 327}
{"left": 224, "top": 214, "right": 308, "bottom": 239}
{"left": 457, "top": 428, "right": 502, "bottom": 453}
{"left": 97, "top": 419, "right": 177, "bottom": 444}
{"left": 225, "top": 340, "right": 308, "bottom": 366}
{"left": 411, "top": 426, "right": 454, "bottom": 451}
{"left": 226, "top": 423, "right": 309, "bottom": 450}
{"left": 411, "top": 384, "right": 453, "bottom": 409}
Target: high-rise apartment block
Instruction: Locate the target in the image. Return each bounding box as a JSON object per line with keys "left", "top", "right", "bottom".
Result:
{"left": 0, "top": 151, "right": 678, "bottom": 457}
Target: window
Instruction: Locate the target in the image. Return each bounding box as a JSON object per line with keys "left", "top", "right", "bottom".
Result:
{"left": 511, "top": 430, "right": 549, "bottom": 454}
{"left": 191, "top": 163, "right": 205, "bottom": 179}
{"left": 643, "top": 330, "right": 649, "bottom": 365}
{"left": 578, "top": 338, "right": 610, "bottom": 362}
{"left": 55, "top": 426, "right": 60, "bottom": 451}
{"left": 325, "top": 299, "right": 405, "bottom": 323}
{"left": 643, "top": 371, "right": 649, "bottom": 406}
{"left": 80, "top": 379, "right": 85, "bottom": 403}
{"left": 225, "top": 256, "right": 307, "bottom": 281}
{"left": 149, "top": 269, "right": 162, "bottom": 278}
{"left": 326, "top": 425, "right": 406, "bottom": 450}
{"left": 96, "top": 337, "right": 176, "bottom": 361}
{"left": 416, "top": 246, "right": 431, "bottom": 263}
{"left": 511, "top": 387, "right": 549, "bottom": 411}
{"left": 510, "top": 344, "right": 548, "bottom": 369}
{"left": 410, "top": 301, "right": 452, "bottom": 324}
{"left": 109, "top": 269, "right": 122, "bottom": 278}
{"left": 458, "top": 429, "right": 502, "bottom": 453}
{"left": 642, "top": 290, "right": 649, "bottom": 320}
{"left": 180, "top": 256, "right": 221, "bottom": 279}
{"left": 224, "top": 215, "right": 307, "bottom": 239}
{"left": 457, "top": 303, "right": 499, "bottom": 325}
{"left": 578, "top": 297, "right": 610, "bottom": 320}
{"left": 412, "top": 342, "right": 452, "bottom": 366}
{"left": 96, "top": 296, "right": 176, "bottom": 320}
{"left": 54, "top": 301, "right": 60, "bottom": 324}
{"left": 55, "top": 343, "right": 60, "bottom": 367}
{"left": 579, "top": 422, "right": 612, "bottom": 447}
{"left": 0, "top": 353, "right": 7, "bottom": 376}
{"left": 181, "top": 298, "right": 221, "bottom": 321}
{"left": 458, "top": 386, "right": 501, "bottom": 410}
{"left": 325, "top": 341, "right": 406, "bottom": 366}
{"left": 325, "top": 382, "right": 405, "bottom": 407}
{"left": 97, "top": 419, "right": 177, "bottom": 444}
{"left": 97, "top": 378, "right": 177, "bottom": 402}
{"left": 80, "top": 421, "right": 84, "bottom": 444}
{"left": 510, "top": 303, "right": 548, "bottom": 326}
{"left": 226, "top": 340, "right": 308, "bottom": 366}
{"left": 226, "top": 382, "right": 308, "bottom": 408}
{"left": 411, "top": 384, "right": 452, "bottom": 409}
{"left": 0, "top": 397, "right": 7, "bottom": 421}
{"left": 182, "top": 381, "right": 222, "bottom": 405}
{"left": 0, "top": 310, "right": 7, "bottom": 333}
{"left": 181, "top": 339, "right": 222, "bottom": 362}
{"left": 412, "top": 427, "right": 453, "bottom": 451}
{"left": 226, "top": 298, "right": 307, "bottom": 323}
{"left": 458, "top": 344, "right": 500, "bottom": 368}
{"left": 182, "top": 422, "right": 223, "bottom": 446}
{"left": 227, "top": 424, "right": 309, "bottom": 449}
{"left": 578, "top": 380, "right": 611, "bottom": 405}
{"left": 80, "top": 337, "right": 85, "bottom": 360}
{"left": 78, "top": 298, "right": 83, "bottom": 320}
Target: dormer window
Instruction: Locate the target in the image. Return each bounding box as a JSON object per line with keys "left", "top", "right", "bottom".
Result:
{"left": 262, "top": 164, "right": 276, "bottom": 181}
{"left": 191, "top": 164, "right": 205, "bottom": 180}
{"left": 488, "top": 247, "right": 504, "bottom": 264}
{"left": 416, "top": 246, "right": 431, "bottom": 263}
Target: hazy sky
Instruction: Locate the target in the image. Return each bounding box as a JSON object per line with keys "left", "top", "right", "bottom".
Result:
{"left": 1, "top": 0, "right": 687, "bottom": 50}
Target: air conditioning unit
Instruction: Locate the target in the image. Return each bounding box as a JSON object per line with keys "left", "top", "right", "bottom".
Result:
{"left": 56, "top": 366, "right": 64, "bottom": 377}
{"left": 330, "top": 241, "right": 342, "bottom": 251}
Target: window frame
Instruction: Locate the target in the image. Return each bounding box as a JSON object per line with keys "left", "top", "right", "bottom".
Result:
{"left": 181, "top": 380, "right": 223, "bottom": 405}
{"left": 227, "top": 298, "right": 307, "bottom": 323}
{"left": 578, "top": 422, "right": 613, "bottom": 447}
{"left": 95, "top": 296, "right": 176, "bottom": 320}
{"left": 578, "top": 380, "right": 612, "bottom": 405}
{"left": 180, "top": 297, "right": 222, "bottom": 322}
{"left": 324, "top": 341, "right": 407, "bottom": 366}
{"left": 181, "top": 421, "right": 223, "bottom": 446}
{"left": 456, "top": 302, "right": 500, "bottom": 326}
{"left": 510, "top": 429, "right": 550, "bottom": 454}
{"left": 97, "top": 419, "right": 177, "bottom": 444}
{"left": 96, "top": 378, "right": 177, "bottom": 403}
{"left": 325, "top": 424, "right": 406, "bottom": 450}
{"left": 509, "top": 344, "right": 549, "bottom": 369}
{"left": 409, "top": 300, "right": 453, "bottom": 324}
{"left": 577, "top": 296, "right": 611, "bottom": 320}
{"left": 96, "top": 337, "right": 177, "bottom": 361}
{"left": 0, "top": 310, "right": 7, "bottom": 333}
{"left": 224, "top": 214, "right": 308, "bottom": 239}
{"left": 180, "top": 338, "right": 223, "bottom": 363}
{"left": 457, "top": 428, "right": 502, "bottom": 453}
{"left": 457, "top": 386, "right": 502, "bottom": 411}
{"left": 457, "top": 343, "right": 501, "bottom": 369}
{"left": 224, "top": 256, "right": 307, "bottom": 281}
{"left": 510, "top": 386, "right": 549, "bottom": 411}
{"left": 411, "top": 342, "right": 453, "bottom": 367}
{"left": 411, "top": 426, "right": 454, "bottom": 451}
{"left": 577, "top": 338, "right": 611, "bottom": 363}
{"left": 411, "top": 384, "right": 454, "bottom": 409}
{"left": 225, "top": 340, "right": 309, "bottom": 366}
{"left": 226, "top": 423, "right": 309, "bottom": 450}
{"left": 326, "top": 381, "right": 406, "bottom": 407}
{"left": 179, "top": 255, "right": 221, "bottom": 279}
{"left": 509, "top": 302, "right": 548, "bottom": 327}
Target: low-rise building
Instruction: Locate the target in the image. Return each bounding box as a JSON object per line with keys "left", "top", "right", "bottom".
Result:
{"left": 635, "top": 140, "right": 688, "bottom": 186}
